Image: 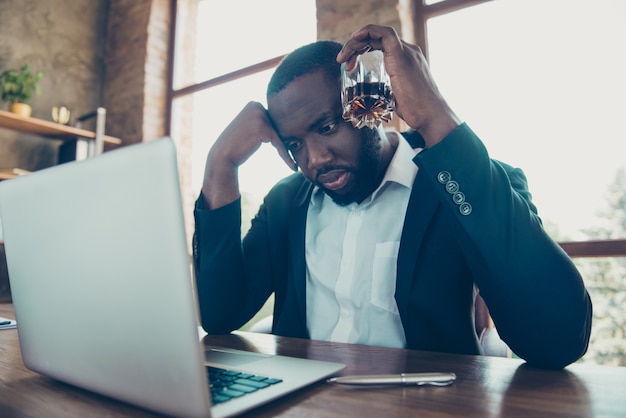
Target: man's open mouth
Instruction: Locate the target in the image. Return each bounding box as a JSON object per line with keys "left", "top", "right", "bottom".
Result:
{"left": 317, "top": 169, "right": 350, "bottom": 191}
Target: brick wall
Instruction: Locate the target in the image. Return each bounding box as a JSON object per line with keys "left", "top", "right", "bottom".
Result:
{"left": 317, "top": 0, "right": 405, "bottom": 42}
{"left": 104, "top": 0, "right": 171, "bottom": 146}
{"left": 143, "top": 0, "right": 171, "bottom": 143}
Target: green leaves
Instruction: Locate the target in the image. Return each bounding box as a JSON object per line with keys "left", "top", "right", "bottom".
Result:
{"left": 0, "top": 64, "right": 44, "bottom": 104}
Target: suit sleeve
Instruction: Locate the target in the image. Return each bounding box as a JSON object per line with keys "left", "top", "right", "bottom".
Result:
{"left": 413, "top": 123, "right": 592, "bottom": 368}
{"left": 193, "top": 196, "right": 274, "bottom": 333}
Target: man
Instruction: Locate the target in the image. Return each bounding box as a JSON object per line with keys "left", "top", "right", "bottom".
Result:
{"left": 193, "top": 25, "right": 592, "bottom": 369}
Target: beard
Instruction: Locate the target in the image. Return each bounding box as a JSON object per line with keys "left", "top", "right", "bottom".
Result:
{"left": 321, "top": 127, "right": 385, "bottom": 206}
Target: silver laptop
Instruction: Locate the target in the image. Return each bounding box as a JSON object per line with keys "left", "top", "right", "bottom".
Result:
{"left": 0, "top": 137, "right": 345, "bottom": 418}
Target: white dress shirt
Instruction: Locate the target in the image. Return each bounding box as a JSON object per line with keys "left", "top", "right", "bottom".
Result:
{"left": 305, "top": 136, "right": 421, "bottom": 348}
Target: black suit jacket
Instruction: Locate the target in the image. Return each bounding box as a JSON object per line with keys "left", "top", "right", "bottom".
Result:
{"left": 194, "top": 123, "right": 592, "bottom": 369}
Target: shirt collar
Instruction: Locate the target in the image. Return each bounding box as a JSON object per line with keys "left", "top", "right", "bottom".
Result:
{"left": 383, "top": 132, "right": 421, "bottom": 189}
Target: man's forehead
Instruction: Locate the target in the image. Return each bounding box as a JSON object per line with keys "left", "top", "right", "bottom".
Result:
{"left": 269, "top": 71, "right": 336, "bottom": 104}
{"left": 268, "top": 72, "right": 341, "bottom": 135}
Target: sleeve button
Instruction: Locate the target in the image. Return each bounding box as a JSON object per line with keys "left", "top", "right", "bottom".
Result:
{"left": 445, "top": 180, "right": 460, "bottom": 194}
{"left": 459, "top": 202, "right": 472, "bottom": 216}
{"left": 437, "top": 171, "right": 451, "bottom": 184}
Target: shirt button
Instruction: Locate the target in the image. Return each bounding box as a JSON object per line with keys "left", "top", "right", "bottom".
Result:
{"left": 437, "top": 171, "right": 451, "bottom": 184}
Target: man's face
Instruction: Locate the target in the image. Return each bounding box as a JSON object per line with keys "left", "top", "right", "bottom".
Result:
{"left": 268, "top": 71, "right": 386, "bottom": 206}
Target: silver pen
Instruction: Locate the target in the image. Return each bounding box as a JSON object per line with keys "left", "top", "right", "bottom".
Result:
{"left": 327, "top": 372, "right": 456, "bottom": 386}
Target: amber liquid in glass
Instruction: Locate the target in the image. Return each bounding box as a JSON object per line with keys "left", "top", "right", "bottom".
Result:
{"left": 342, "top": 82, "right": 394, "bottom": 129}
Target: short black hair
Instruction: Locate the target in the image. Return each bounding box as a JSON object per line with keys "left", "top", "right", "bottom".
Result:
{"left": 267, "top": 40, "right": 343, "bottom": 100}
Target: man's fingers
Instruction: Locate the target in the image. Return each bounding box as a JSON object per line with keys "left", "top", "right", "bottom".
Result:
{"left": 336, "top": 25, "right": 402, "bottom": 67}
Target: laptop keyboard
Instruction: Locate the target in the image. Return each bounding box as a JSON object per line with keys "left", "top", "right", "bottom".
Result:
{"left": 207, "top": 366, "right": 283, "bottom": 404}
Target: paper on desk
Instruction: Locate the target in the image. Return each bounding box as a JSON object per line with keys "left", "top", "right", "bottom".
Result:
{"left": 0, "top": 316, "right": 16, "bottom": 330}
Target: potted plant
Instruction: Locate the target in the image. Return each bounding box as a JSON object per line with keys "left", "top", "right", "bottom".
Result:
{"left": 0, "top": 64, "right": 44, "bottom": 117}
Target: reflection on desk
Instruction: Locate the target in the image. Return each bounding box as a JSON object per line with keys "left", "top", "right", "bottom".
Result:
{"left": 1, "top": 302, "right": 625, "bottom": 417}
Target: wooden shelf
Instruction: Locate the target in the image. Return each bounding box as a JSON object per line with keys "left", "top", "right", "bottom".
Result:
{"left": 0, "top": 168, "right": 30, "bottom": 181}
{"left": 0, "top": 109, "right": 121, "bottom": 145}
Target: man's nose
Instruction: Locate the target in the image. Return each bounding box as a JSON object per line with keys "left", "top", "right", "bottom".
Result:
{"left": 305, "top": 139, "right": 332, "bottom": 171}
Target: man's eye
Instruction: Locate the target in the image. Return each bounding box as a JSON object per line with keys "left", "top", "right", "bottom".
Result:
{"left": 285, "top": 141, "right": 302, "bottom": 152}
{"left": 319, "top": 120, "right": 338, "bottom": 135}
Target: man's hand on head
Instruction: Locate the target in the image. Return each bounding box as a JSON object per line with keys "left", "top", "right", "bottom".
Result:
{"left": 336, "top": 24, "right": 461, "bottom": 148}
{"left": 201, "top": 101, "right": 296, "bottom": 210}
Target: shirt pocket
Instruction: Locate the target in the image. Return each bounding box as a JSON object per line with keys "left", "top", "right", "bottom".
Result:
{"left": 371, "top": 241, "right": 401, "bottom": 314}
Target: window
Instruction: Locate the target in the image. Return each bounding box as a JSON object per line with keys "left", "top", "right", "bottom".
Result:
{"left": 425, "top": 0, "right": 626, "bottom": 241}
{"left": 420, "top": 0, "right": 626, "bottom": 366}
{"left": 171, "top": 0, "right": 316, "bottom": 236}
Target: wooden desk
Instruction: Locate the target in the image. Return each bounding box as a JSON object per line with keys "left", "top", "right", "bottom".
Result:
{"left": 1, "top": 303, "right": 625, "bottom": 417}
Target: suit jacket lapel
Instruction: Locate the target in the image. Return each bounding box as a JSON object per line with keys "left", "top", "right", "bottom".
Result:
{"left": 288, "top": 179, "right": 314, "bottom": 328}
{"left": 396, "top": 171, "right": 440, "bottom": 317}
